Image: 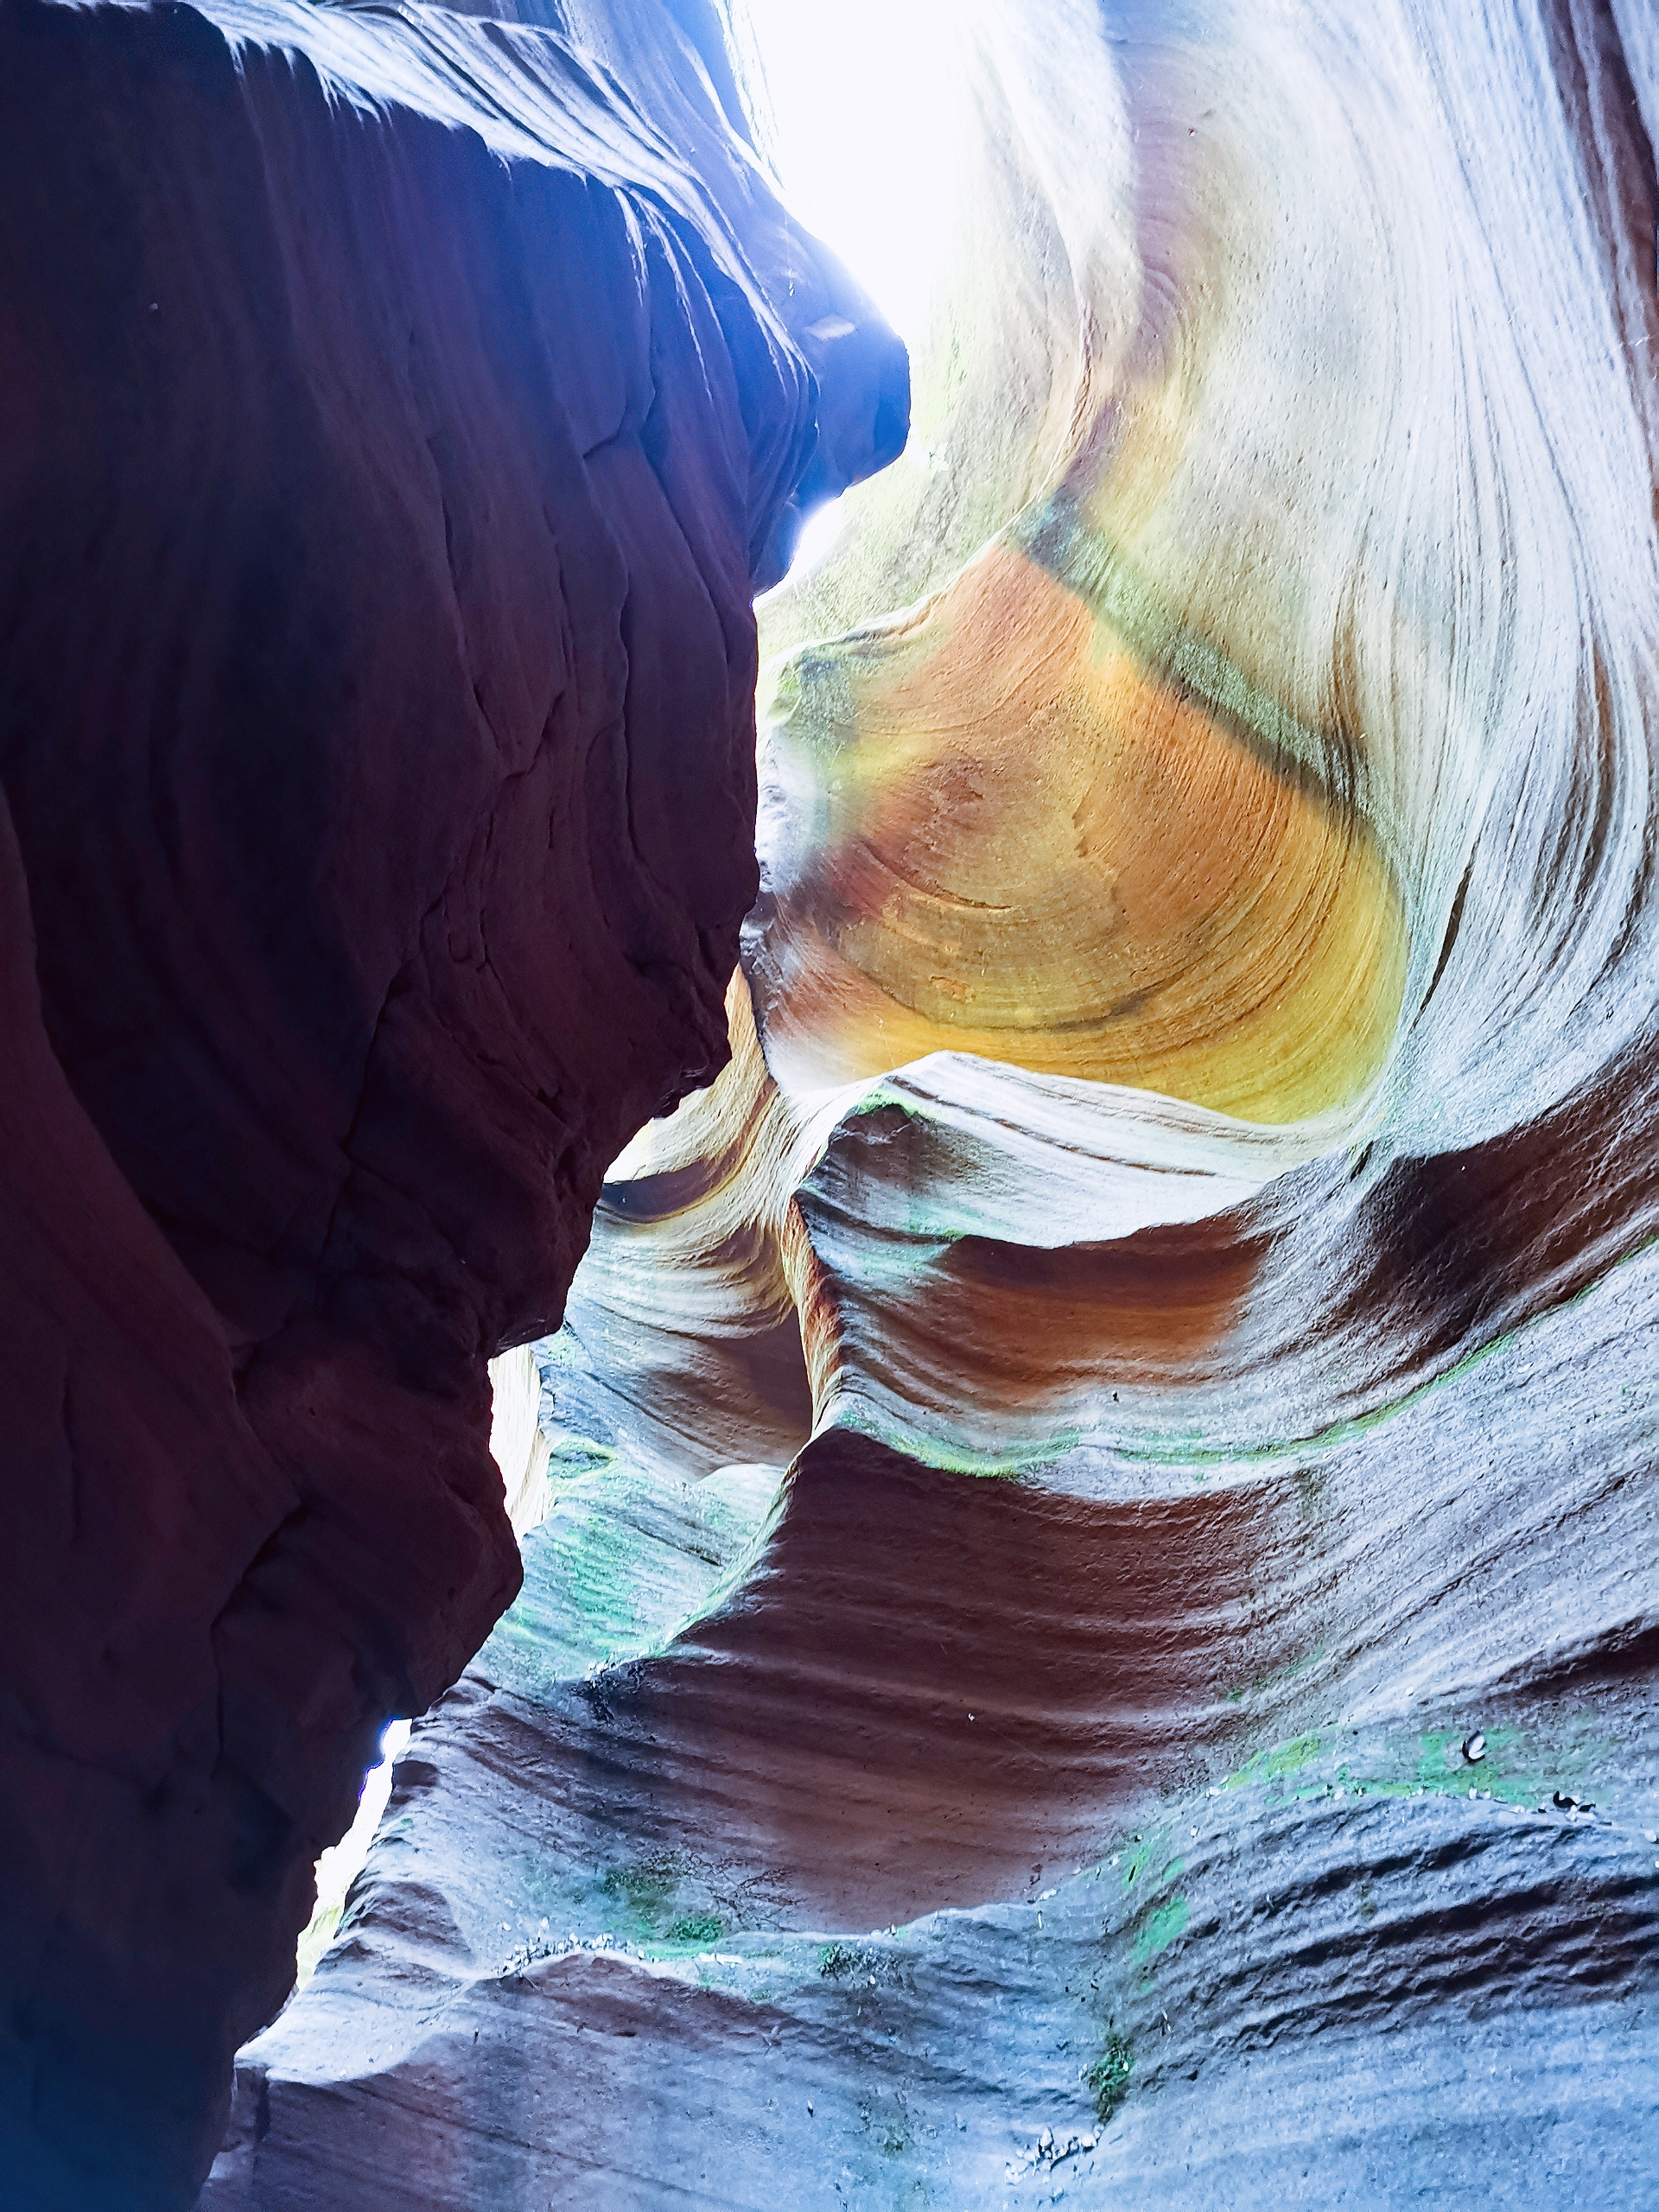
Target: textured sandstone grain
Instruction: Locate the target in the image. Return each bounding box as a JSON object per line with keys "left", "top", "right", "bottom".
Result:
{"left": 0, "top": 0, "right": 902, "bottom": 2200}
{"left": 213, "top": 0, "right": 1659, "bottom": 2202}
{"left": 13, "top": 0, "right": 1659, "bottom": 2194}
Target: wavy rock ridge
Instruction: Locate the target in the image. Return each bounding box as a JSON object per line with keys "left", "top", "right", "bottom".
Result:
{"left": 0, "top": 0, "right": 903, "bottom": 2201}
{"left": 141, "top": 0, "right": 1659, "bottom": 2202}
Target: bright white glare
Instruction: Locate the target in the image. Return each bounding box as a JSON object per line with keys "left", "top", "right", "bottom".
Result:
{"left": 306, "top": 1719, "right": 410, "bottom": 1949}
{"left": 745, "top": 0, "right": 962, "bottom": 348}
{"left": 787, "top": 492, "right": 849, "bottom": 580}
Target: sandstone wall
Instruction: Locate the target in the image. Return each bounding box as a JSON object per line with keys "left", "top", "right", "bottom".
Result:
{"left": 212, "top": 0, "right": 1659, "bottom": 2203}
{"left": 0, "top": 0, "right": 902, "bottom": 2200}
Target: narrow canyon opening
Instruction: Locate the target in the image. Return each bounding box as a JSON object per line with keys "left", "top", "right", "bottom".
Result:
{"left": 1, "top": 2, "right": 1656, "bottom": 2207}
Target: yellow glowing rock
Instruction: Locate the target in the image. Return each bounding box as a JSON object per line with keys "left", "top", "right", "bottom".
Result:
{"left": 753, "top": 541, "right": 1404, "bottom": 1121}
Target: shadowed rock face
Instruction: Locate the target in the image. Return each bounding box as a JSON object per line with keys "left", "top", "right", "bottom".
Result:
{"left": 0, "top": 0, "right": 904, "bottom": 2201}
{"left": 207, "top": 0, "right": 1659, "bottom": 2203}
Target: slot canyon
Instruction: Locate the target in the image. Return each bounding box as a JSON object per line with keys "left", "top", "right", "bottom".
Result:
{"left": 1, "top": 0, "right": 1656, "bottom": 2205}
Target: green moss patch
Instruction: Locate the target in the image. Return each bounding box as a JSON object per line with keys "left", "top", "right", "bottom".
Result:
{"left": 1132, "top": 1893, "right": 1189, "bottom": 1965}
{"left": 1086, "top": 2031, "right": 1134, "bottom": 2123}
{"left": 665, "top": 1913, "right": 725, "bottom": 1945}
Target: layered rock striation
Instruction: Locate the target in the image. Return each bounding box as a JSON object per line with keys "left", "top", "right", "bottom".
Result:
{"left": 0, "top": 0, "right": 903, "bottom": 2201}
{"left": 212, "top": 0, "right": 1659, "bottom": 2202}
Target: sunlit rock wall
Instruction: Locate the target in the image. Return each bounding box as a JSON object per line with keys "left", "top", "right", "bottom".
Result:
{"left": 0, "top": 0, "right": 903, "bottom": 2202}
{"left": 213, "top": 0, "right": 1659, "bottom": 2205}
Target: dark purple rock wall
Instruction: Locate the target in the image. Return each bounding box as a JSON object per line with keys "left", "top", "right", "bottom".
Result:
{"left": 0, "top": 0, "right": 904, "bottom": 2201}
{"left": 195, "top": 0, "right": 1659, "bottom": 2205}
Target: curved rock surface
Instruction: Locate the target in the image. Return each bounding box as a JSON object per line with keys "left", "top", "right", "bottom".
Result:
{"left": 0, "top": 0, "right": 903, "bottom": 2201}
{"left": 146, "top": 0, "right": 1659, "bottom": 2202}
